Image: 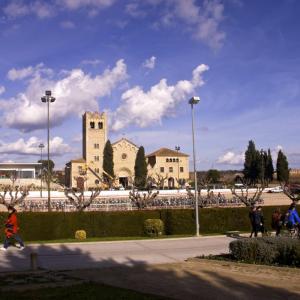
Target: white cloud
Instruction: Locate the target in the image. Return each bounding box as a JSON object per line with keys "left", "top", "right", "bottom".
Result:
{"left": 59, "top": 0, "right": 116, "bottom": 10}
{"left": 81, "top": 59, "right": 102, "bottom": 66}
{"left": 4, "top": 1, "right": 54, "bottom": 19}
{"left": 217, "top": 151, "right": 244, "bottom": 165}
{"left": 132, "top": 0, "right": 226, "bottom": 49}
{"left": 126, "top": 2, "right": 146, "bottom": 18}
{"left": 0, "top": 136, "right": 71, "bottom": 156}
{"left": 60, "top": 20, "right": 76, "bottom": 29}
{"left": 0, "top": 86, "right": 5, "bottom": 95}
{"left": 112, "top": 63, "right": 209, "bottom": 130}
{"left": 142, "top": 56, "right": 156, "bottom": 69}
{"left": 0, "top": 59, "right": 128, "bottom": 131}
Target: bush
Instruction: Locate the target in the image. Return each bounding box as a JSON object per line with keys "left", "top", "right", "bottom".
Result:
{"left": 229, "top": 237, "right": 300, "bottom": 266}
{"left": 144, "top": 219, "right": 164, "bottom": 237}
{"left": 75, "top": 230, "right": 87, "bottom": 240}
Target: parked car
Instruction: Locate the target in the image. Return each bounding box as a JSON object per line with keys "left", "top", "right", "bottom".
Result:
{"left": 267, "top": 186, "right": 283, "bottom": 193}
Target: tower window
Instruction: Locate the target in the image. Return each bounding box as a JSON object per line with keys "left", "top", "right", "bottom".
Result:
{"left": 98, "top": 122, "right": 103, "bottom": 129}
{"left": 94, "top": 143, "right": 99, "bottom": 149}
{"left": 169, "top": 167, "right": 173, "bottom": 173}
{"left": 180, "top": 167, "right": 184, "bottom": 173}
{"left": 166, "top": 158, "right": 169, "bottom": 162}
{"left": 94, "top": 156, "right": 99, "bottom": 162}
{"left": 90, "top": 121, "right": 95, "bottom": 129}
{"left": 160, "top": 167, "right": 164, "bottom": 173}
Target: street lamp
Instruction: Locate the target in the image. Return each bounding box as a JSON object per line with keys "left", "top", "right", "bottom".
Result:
{"left": 41, "top": 90, "right": 56, "bottom": 211}
{"left": 38, "top": 143, "right": 45, "bottom": 198}
{"left": 175, "top": 146, "right": 180, "bottom": 189}
{"left": 189, "top": 96, "right": 200, "bottom": 237}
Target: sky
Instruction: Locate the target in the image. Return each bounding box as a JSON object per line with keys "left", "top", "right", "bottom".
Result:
{"left": 0, "top": 0, "right": 299, "bottom": 171}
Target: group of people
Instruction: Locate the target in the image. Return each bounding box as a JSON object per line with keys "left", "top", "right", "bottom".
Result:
{"left": 271, "top": 202, "right": 300, "bottom": 236}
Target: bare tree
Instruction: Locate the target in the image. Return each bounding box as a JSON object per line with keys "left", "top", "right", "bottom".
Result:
{"left": 64, "top": 187, "right": 101, "bottom": 211}
{"left": 281, "top": 183, "right": 300, "bottom": 203}
{"left": 0, "top": 185, "right": 31, "bottom": 209}
{"left": 230, "top": 179, "right": 264, "bottom": 207}
{"left": 129, "top": 187, "right": 159, "bottom": 209}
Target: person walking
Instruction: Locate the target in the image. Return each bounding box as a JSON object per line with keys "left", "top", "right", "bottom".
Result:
{"left": 271, "top": 208, "right": 283, "bottom": 236}
{"left": 249, "top": 206, "right": 256, "bottom": 238}
{"left": 253, "top": 206, "right": 264, "bottom": 237}
{"left": 0, "top": 206, "right": 25, "bottom": 251}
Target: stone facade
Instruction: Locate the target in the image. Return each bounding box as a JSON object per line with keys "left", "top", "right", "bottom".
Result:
{"left": 147, "top": 148, "right": 189, "bottom": 188}
{"left": 112, "top": 138, "right": 139, "bottom": 188}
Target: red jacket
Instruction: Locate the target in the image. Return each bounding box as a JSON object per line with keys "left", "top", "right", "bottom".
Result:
{"left": 5, "top": 212, "right": 19, "bottom": 236}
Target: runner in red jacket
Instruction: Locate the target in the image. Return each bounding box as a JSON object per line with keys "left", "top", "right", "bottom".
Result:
{"left": 1, "top": 206, "right": 25, "bottom": 251}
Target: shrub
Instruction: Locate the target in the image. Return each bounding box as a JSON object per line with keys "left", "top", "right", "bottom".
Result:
{"left": 75, "top": 230, "right": 87, "bottom": 240}
{"left": 144, "top": 219, "right": 164, "bottom": 237}
{"left": 229, "top": 237, "right": 300, "bottom": 266}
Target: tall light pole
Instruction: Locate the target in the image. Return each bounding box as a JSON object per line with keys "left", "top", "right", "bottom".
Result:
{"left": 38, "top": 143, "right": 45, "bottom": 198}
{"left": 41, "top": 90, "right": 56, "bottom": 212}
{"left": 175, "top": 146, "right": 180, "bottom": 189}
{"left": 189, "top": 96, "right": 200, "bottom": 237}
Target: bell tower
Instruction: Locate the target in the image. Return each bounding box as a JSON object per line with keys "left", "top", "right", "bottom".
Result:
{"left": 82, "top": 111, "right": 108, "bottom": 182}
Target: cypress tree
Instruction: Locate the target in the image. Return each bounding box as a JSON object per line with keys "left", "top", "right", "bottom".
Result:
{"left": 103, "top": 140, "right": 114, "bottom": 179}
{"left": 265, "top": 149, "right": 274, "bottom": 183}
{"left": 243, "top": 140, "right": 261, "bottom": 185}
{"left": 134, "top": 146, "right": 148, "bottom": 188}
{"left": 276, "top": 150, "right": 289, "bottom": 183}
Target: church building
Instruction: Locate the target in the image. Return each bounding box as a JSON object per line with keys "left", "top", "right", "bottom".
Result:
{"left": 65, "top": 111, "right": 189, "bottom": 189}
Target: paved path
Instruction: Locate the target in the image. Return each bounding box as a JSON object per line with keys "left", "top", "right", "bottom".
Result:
{"left": 0, "top": 236, "right": 234, "bottom": 272}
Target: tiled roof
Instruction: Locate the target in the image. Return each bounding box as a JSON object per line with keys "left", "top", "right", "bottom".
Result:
{"left": 146, "top": 147, "right": 189, "bottom": 157}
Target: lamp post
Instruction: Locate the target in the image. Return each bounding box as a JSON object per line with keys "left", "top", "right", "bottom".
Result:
{"left": 38, "top": 143, "right": 45, "bottom": 198}
{"left": 189, "top": 96, "right": 200, "bottom": 237}
{"left": 175, "top": 146, "right": 180, "bottom": 189}
{"left": 41, "top": 90, "right": 56, "bottom": 212}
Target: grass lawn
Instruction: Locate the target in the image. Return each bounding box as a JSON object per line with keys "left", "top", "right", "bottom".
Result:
{"left": 0, "top": 282, "right": 169, "bottom": 300}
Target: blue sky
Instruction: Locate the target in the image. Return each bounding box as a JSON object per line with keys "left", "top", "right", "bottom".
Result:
{"left": 0, "top": 0, "right": 299, "bottom": 170}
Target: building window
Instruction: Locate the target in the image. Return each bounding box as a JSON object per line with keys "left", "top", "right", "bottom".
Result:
{"left": 173, "top": 158, "right": 176, "bottom": 162}
{"left": 94, "top": 156, "right": 99, "bottom": 162}
{"left": 98, "top": 122, "right": 103, "bottom": 129}
{"left": 95, "top": 168, "right": 99, "bottom": 173}
{"left": 169, "top": 167, "right": 173, "bottom": 173}
{"left": 160, "top": 167, "right": 164, "bottom": 173}
{"left": 176, "top": 158, "right": 179, "bottom": 162}
{"left": 122, "top": 153, "right": 127, "bottom": 160}
{"left": 94, "top": 143, "right": 99, "bottom": 149}
{"left": 166, "top": 158, "right": 169, "bottom": 162}
{"left": 90, "top": 121, "right": 95, "bottom": 129}
{"left": 95, "top": 179, "right": 100, "bottom": 185}
{"left": 180, "top": 167, "right": 184, "bottom": 173}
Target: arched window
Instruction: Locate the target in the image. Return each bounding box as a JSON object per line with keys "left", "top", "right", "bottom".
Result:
{"left": 90, "top": 121, "right": 95, "bottom": 129}
{"left": 166, "top": 158, "right": 169, "bottom": 162}
{"left": 98, "top": 122, "right": 103, "bottom": 129}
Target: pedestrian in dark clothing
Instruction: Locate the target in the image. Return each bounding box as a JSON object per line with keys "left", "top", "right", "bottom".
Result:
{"left": 272, "top": 208, "right": 283, "bottom": 236}
{"left": 249, "top": 206, "right": 256, "bottom": 238}
{"left": 253, "top": 206, "right": 264, "bottom": 237}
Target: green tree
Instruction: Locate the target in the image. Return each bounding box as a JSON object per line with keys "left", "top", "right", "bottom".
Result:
{"left": 243, "top": 140, "right": 261, "bottom": 185}
{"left": 276, "top": 150, "right": 289, "bottom": 182}
{"left": 103, "top": 140, "right": 114, "bottom": 180}
{"left": 134, "top": 146, "right": 148, "bottom": 188}
{"left": 206, "top": 169, "right": 221, "bottom": 183}
{"left": 265, "top": 149, "right": 274, "bottom": 183}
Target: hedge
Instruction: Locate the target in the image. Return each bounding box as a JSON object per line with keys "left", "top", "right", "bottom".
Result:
{"left": 0, "top": 206, "right": 288, "bottom": 242}
{"left": 230, "top": 237, "right": 300, "bottom": 266}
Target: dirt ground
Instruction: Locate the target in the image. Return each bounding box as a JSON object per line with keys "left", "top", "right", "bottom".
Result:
{"left": 69, "top": 259, "right": 300, "bottom": 300}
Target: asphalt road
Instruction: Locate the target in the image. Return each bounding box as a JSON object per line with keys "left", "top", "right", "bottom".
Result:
{"left": 0, "top": 236, "right": 234, "bottom": 272}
